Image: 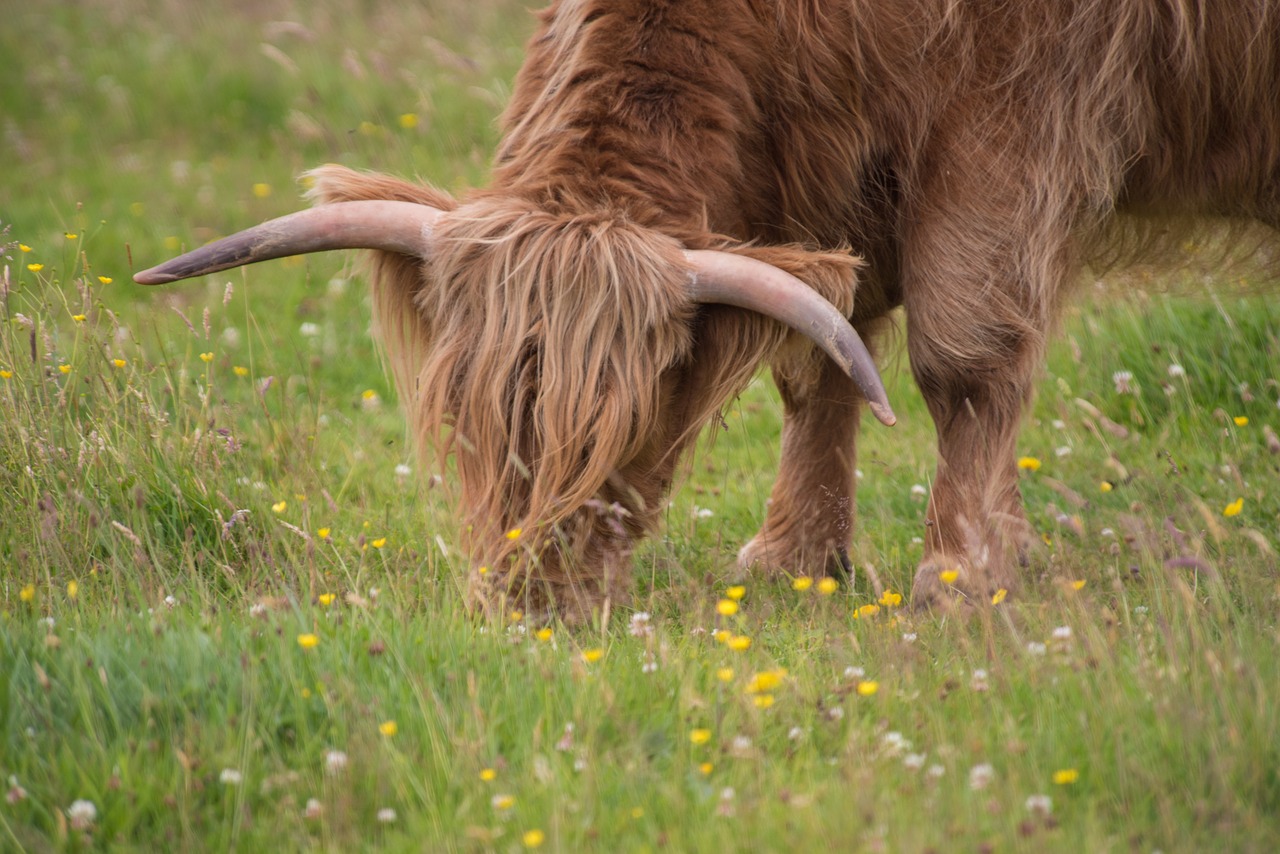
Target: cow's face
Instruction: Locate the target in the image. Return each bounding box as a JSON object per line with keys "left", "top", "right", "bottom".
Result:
{"left": 402, "top": 196, "right": 888, "bottom": 619}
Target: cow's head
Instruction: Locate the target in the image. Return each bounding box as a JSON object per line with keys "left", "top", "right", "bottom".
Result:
{"left": 135, "top": 165, "right": 892, "bottom": 620}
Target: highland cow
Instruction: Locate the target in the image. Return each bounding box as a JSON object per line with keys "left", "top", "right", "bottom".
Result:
{"left": 136, "top": 0, "right": 1280, "bottom": 620}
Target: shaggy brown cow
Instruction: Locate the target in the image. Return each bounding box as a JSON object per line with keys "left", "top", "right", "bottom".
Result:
{"left": 136, "top": 0, "right": 1280, "bottom": 620}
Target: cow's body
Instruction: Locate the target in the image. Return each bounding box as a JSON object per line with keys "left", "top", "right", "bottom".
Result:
{"left": 143, "top": 0, "right": 1280, "bottom": 617}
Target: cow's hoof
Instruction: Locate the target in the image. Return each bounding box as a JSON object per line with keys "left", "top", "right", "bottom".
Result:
{"left": 738, "top": 532, "right": 851, "bottom": 582}
{"left": 910, "top": 559, "right": 1016, "bottom": 612}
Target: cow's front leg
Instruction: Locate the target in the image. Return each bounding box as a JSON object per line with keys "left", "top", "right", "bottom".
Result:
{"left": 903, "top": 256, "right": 1064, "bottom": 607}
{"left": 738, "top": 343, "right": 877, "bottom": 582}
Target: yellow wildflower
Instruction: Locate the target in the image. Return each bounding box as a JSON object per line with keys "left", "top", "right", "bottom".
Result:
{"left": 297, "top": 633, "right": 319, "bottom": 649}
{"left": 199, "top": 352, "right": 213, "bottom": 363}
{"left": 1, "top": 370, "right": 13, "bottom": 379}
{"left": 854, "top": 604, "right": 880, "bottom": 619}
{"left": 233, "top": 366, "right": 249, "bottom": 377}
{"left": 492, "top": 794, "right": 515, "bottom": 810}
{"left": 713, "top": 629, "right": 731, "bottom": 644}
{"left": 753, "top": 694, "right": 776, "bottom": 708}
{"left": 479, "top": 768, "right": 497, "bottom": 782}
{"left": 1100, "top": 481, "right": 1113, "bottom": 492}
{"left": 699, "top": 762, "right": 713, "bottom": 775}
{"left": 878, "top": 589, "right": 903, "bottom": 607}
{"left": 792, "top": 576, "right": 814, "bottom": 591}
{"left": 1052, "top": 768, "right": 1080, "bottom": 785}
{"left": 1070, "top": 579, "right": 1086, "bottom": 591}
{"left": 65, "top": 232, "right": 77, "bottom": 240}
{"left": 581, "top": 647, "right": 604, "bottom": 663}
{"left": 1223, "top": 497, "right": 1244, "bottom": 517}
{"left": 272, "top": 500, "right": 287, "bottom": 513}
{"left": 20, "top": 584, "right": 36, "bottom": 603}
{"left": 505, "top": 527, "right": 522, "bottom": 540}
{"left": 939, "top": 569, "right": 960, "bottom": 585}
{"left": 689, "top": 728, "right": 712, "bottom": 745}
{"left": 725, "top": 585, "right": 746, "bottom": 601}
{"left": 1017, "top": 456, "right": 1042, "bottom": 472}
{"left": 252, "top": 183, "right": 272, "bottom": 198}
{"left": 399, "top": 112, "right": 420, "bottom": 129}
{"left": 19, "top": 244, "right": 31, "bottom": 252}
{"left": 745, "top": 669, "right": 786, "bottom": 694}
{"left": 727, "top": 635, "right": 752, "bottom": 651}
{"left": 991, "top": 588, "right": 1008, "bottom": 605}
{"left": 26, "top": 263, "right": 43, "bottom": 272}
{"left": 67, "top": 581, "right": 78, "bottom": 600}
{"left": 379, "top": 720, "right": 398, "bottom": 737}
{"left": 535, "top": 627, "right": 553, "bottom": 642}
{"left": 817, "top": 577, "right": 839, "bottom": 595}
{"left": 857, "top": 680, "right": 879, "bottom": 696}
{"left": 318, "top": 593, "right": 336, "bottom": 607}
{"left": 317, "top": 527, "right": 331, "bottom": 540}
{"left": 716, "top": 667, "right": 734, "bottom": 682}
{"left": 716, "top": 599, "right": 738, "bottom": 616}
{"left": 58, "top": 364, "right": 71, "bottom": 375}
{"left": 97, "top": 276, "right": 112, "bottom": 285}
{"left": 72, "top": 314, "right": 86, "bottom": 323}
{"left": 112, "top": 359, "right": 126, "bottom": 368}
{"left": 371, "top": 537, "right": 387, "bottom": 548}
{"left": 1234, "top": 416, "right": 1249, "bottom": 426}
{"left": 522, "top": 829, "right": 545, "bottom": 849}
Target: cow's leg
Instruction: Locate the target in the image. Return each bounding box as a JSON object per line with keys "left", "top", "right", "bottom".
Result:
{"left": 903, "top": 207, "right": 1069, "bottom": 608}
{"left": 738, "top": 338, "right": 879, "bottom": 581}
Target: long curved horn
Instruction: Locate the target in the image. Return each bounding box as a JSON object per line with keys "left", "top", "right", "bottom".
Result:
{"left": 133, "top": 201, "right": 444, "bottom": 285}
{"left": 684, "top": 249, "right": 895, "bottom": 426}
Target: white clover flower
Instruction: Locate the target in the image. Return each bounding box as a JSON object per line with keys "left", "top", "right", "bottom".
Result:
{"left": 67, "top": 799, "right": 97, "bottom": 830}
{"left": 844, "top": 666, "right": 865, "bottom": 680}
{"left": 969, "top": 763, "right": 995, "bottom": 790}
{"left": 304, "top": 798, "right": 323, "bottom": 819}
{"left": 970, "top": 669, "right": 990, "bottom": 692}
{"left": 324, "top": 750, "right": 348, "bottom": 775}
{"left": 299, "top": 322, "right": 320, "bottom": 337}
{"left": 1167, "top": 363, "right": 1186, "bottom": 378}
{"left": 219, "top": 769, "right": 243, "bottom": 785}
{"left": 1112, "top": 370, "right": 1135, "bottom": 394}
{"left": 1027, "top": 641, "right": 1048, "bottom": 656}
{"left": 881, "top": 731, "right": 910, "bottom": 756}
{"left": 377, "top": 807, "right": 397, "bottom": 823}
{"left": 910, "top": 484, "right": 927, "bottom": 498}
{"left": 629, "top": 612, "right": 653, "bottom": 637}
{"left": 926, "top": 764, "right": 946, "bottom": 780}
{"left": 1025, "top": 794, "right": 1053, "bottom": 816}
{"left": 1052, "top": 626, "right": 1073, "bottom": 641}
{"left": 394, "top": 463, "right": 412, "bottom": 478}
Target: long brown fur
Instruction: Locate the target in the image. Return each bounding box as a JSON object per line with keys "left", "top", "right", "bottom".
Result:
{"left": 310, "top": 0, "right": 1279, "bottom": 617}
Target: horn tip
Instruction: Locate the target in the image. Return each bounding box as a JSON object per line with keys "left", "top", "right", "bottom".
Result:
{"left": 133, "top": 267, "right": 178, "bottom": 285}
{"left": 869, "top": 401, "right": 897, "bottom": 427}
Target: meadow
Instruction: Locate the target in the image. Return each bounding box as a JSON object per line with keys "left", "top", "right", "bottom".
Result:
{"left": 2, "top": 1, "right": 1279, "bottom": 850}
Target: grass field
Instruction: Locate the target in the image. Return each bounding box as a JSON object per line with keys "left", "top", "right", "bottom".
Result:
{"left": 3, "top": 1, "right": 1280, "bottom": 850}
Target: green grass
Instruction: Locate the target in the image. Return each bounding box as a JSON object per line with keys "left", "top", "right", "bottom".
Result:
{"left": 3, "top": 1, "right": 1280, "bottom": 850}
